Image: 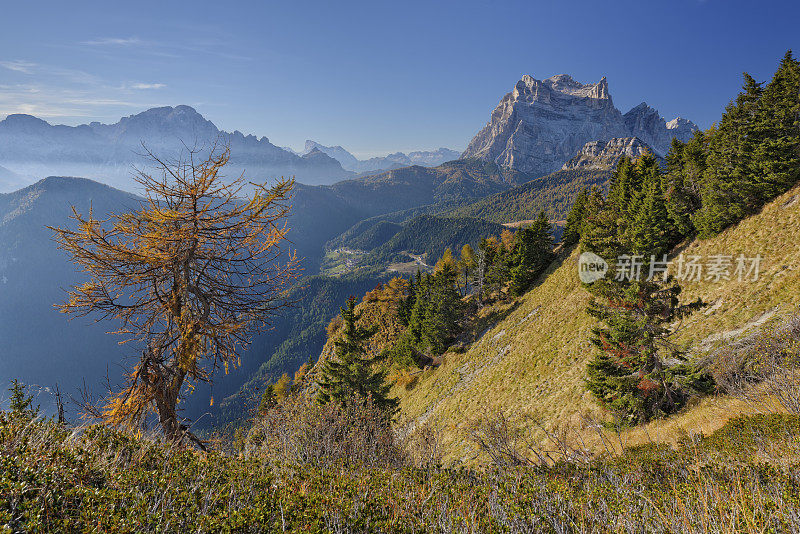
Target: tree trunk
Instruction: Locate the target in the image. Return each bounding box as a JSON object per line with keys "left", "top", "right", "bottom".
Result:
{"left": 154, "top": 367, "right": 187, "bottom": 444}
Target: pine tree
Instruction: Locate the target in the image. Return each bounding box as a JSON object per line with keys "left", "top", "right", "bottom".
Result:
{"left": 8, "top": 379, "right": 38, "bottom": 417}
{"left": 407, "top": 273, "right": 430, "bottom": 344}
{"left": 481, "top": 236, "right": 510, "bottom": 298}
{"left": 585, "top": 277, "right": 712, "bottom": 424}
{"left": 258, "top": 384, "right": 276, "bottom": 415}
{"left": 435, "top": 248, "right": 458, "bottom": 273}
{"left": 752, "top": 50, "right": 800, "bottom": 201}
{"left": 316, "top": 297, "right": 398, "bottom": 414}
{"left": 397, "top": 273, "right": 416, "bottom": 326}
{"left": 626, "top": 172, "right": 674, "bottom": 257}
{"left": 509, "top": 212, "right": 554, "bottom": 295}
{"left": 563, "top": 188, "right": 589, "bottom": 247}
{"left": 607, "top": 156, "right": 634, "bottom": 212}
{"left": 695, "top": 73, "right": 763, "bottom": 237}
{"left": 458, "top": 244, "right": 477, "bottom": 296}
{"left": 580, "top": 187, "right": 623, "bottom": 262}
{"left": 421, "top": 263, "right": 462, "bottom": 354}
{"left": 663, "top": 132, "right": 705, "bottom": 238}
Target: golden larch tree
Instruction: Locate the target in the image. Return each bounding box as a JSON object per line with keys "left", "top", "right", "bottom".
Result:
{"left": 51, "top": 144, "right": 299, "bottom": 447}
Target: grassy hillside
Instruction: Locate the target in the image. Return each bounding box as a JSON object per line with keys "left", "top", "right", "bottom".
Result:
{"left": 448, "top": 168, "right": 612, "bottom": 223}
{"left": 394, "top": 184, "right": 800, "bottom": 464}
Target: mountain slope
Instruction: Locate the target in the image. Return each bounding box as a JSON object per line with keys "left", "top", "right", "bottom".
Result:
{"left": 448, "top": 168, "right": 613, "bottom": 223}
{"left": 0, "top": 156, "right": 521, "bottom": 421}
{"left": 0, "top": 165, "right": 29, "bottom": 193}
{"left": 561, "top": 137, "right": 662, "bottom": 171}
{"left": 0, "top": 177, "right": 141, "bottom": 399}
{"left": 325, "top": 159, "right": 532, "bottom": 217}
{"left": 394, "top": 183, "right": 800, "bottom": 464}
{"left": 323, "top": 214, "right": 506, "bottom": 275}
{"left": 623, "top": 103, "right": 698, "bottom": 155}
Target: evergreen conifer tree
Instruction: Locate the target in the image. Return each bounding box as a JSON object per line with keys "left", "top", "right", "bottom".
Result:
{"left": 585, "top": 277, "right": 712, "bottom": 424}
{"left": 752, "top": 50, "right": 800, "bottom": 201}
{"left": 563, "top": 188, "right": 589, "bottom": 247}
{"left": 8, "top": 379, "right": 38, "bottom": 417}
{"left": 317, "top": 297, "right": 398, "bottom": 414}
{"left": 421, "top": 263, "right": 462, "bottom": 354}
{"left": 509, "top": 212, "right": 554, "bottom": 295}
{"left": 695, "top": 73, "right": 763, "bottom": 236}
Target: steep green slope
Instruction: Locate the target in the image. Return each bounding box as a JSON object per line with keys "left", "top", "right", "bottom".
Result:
{"left": 447, "top": 168, "right": 612, "bottom": 223}
{"left": 327, "top": 220, "right": 403, "bottom": 252}
{"left": 394, "top": 184, "right": 800, "bottom": 464}
{"left": 291, "top": 159, "right": 537, "bottom": 270}
{"left": 214, "top": 270, "right": 391, "bottom": 424}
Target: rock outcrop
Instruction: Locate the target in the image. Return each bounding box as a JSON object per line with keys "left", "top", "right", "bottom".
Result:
{"left": 561, "top": 137, "right": 662, "bottom": 170}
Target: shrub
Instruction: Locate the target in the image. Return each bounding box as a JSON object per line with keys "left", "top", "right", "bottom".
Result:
{"left": 246, "top": 392, "right": 402, "bottom": 468}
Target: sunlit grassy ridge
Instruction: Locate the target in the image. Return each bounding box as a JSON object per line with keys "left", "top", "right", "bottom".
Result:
{"left": 394, "top": 184, "right": 800, "bottom": 464}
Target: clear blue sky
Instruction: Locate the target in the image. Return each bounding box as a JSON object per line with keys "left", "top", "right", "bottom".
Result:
{"left": 1, "top": 0, "right": 797, "bottom": 157}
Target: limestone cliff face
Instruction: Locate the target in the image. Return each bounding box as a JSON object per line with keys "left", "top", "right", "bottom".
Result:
{"left": 561, "top": 137, "right": 662, "bottom": 171}
{"left": 462, "top": 75, "right": 697, "bottom": 176}
{"left": 623, "top": 102, "right": 698, "bottom": 156}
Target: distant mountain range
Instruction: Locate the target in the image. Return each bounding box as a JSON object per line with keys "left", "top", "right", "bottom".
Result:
{"left": 461, "top": 74, "right": 697, "bottom": 177}
{"left": 0, "top": 106, "right": 358, "bottom": 191}
{"left": 0, "top": 177, "right": 140, "bottom": 396}
{"left": 287, "top": 141, "right": 461, "bottom": 175}
{"left": 0, "top": 104, "right": 465, "bottom": 194}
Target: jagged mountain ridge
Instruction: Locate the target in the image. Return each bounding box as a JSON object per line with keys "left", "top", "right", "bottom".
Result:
{"left": 0, "top": 106, "right": 354, "bottom": 190}
{"left": 462, "top": 74, "right": 697, "bottom": 177}
{"left": 623, "top": 102, "right": 697, "bottom": 154}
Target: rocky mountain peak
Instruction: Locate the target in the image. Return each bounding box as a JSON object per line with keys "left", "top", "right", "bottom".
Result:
{"left": 462, "top": 74, "right": 628, "bottom": 176}
{"left": 511, "top": 74, "right": 612, "bottom": 105}
{"left": 462, "top": 75, "right": 698, "bottom": 175}
{"left": 666, "top": 117, "right": 696, "bottom": 131}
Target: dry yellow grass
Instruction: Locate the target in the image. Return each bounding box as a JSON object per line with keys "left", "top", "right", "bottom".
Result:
{"left": 393, "top": 185, "right": 800, "bottom": 465}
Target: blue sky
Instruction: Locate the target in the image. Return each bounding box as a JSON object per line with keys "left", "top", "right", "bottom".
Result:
{"left": 1, "top": 0, "right": 798, "bottom": 158}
